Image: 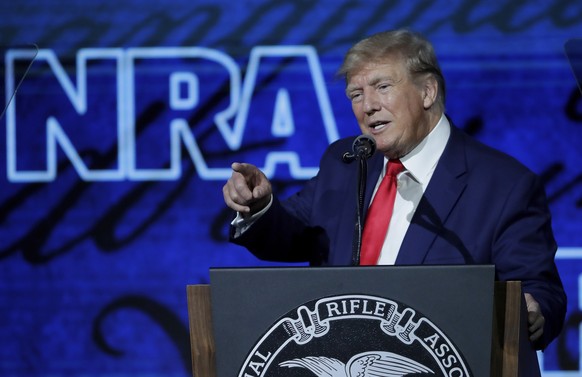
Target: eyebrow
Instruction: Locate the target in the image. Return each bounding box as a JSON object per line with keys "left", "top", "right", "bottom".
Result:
{"left": 345, "top": 85, "right": 359, "bottom": 96}
{"left": 370, "top": 74, "right": 399, "bottom": 86}
{"left": 368, "top": 75, "right": 389, "bottom": 87}
{"left": 345, "top": 75, "right": 396, "bottom": 95}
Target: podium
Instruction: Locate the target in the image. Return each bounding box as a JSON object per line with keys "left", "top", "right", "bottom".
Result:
{"left": 187, "top": 266, "right": 540, "bottom": 377}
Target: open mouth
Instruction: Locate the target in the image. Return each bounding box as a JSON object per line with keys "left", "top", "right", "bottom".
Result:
{"left": 369, "top": 121, "right": 390, "bottom": 131}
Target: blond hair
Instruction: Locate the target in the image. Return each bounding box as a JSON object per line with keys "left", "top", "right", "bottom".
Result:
{"left": 338, "top": 29, "right": 446, "bottom": 110}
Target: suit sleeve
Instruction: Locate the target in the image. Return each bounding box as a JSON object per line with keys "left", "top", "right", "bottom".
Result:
{"left": 229, "top": 137, "right": 355, "bottom": 265}
{"left": 492, "top": 171, "right": 566, "bottom": 349}
{"left": 229, "top": 191, "right": 326, "bottom": 264}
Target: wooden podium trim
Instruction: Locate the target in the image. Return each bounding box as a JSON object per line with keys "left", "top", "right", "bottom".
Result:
{"left": 187, "top": 281, "right": 538, "bottom": 377}
{"left": 187, "top": 285, "right": 216, "bottom": 377}
{"left": 491, "top": 281, "right": 519, "bottom": 376}
{"left": 490, "top": 281, "right": 540, "bottom": 377}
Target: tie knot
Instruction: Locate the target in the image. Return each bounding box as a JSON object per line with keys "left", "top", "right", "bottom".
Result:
{"left": 386, "top": 159, "right": 404, "bottom": 177}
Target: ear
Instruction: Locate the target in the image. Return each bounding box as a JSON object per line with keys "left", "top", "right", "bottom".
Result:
{"left": 421, "top": 75, "right": 438, "bottom": 109}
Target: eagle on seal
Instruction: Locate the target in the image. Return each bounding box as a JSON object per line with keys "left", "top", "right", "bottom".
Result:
{"left": 279, "top": 351, "right": 434, "bottom": 376}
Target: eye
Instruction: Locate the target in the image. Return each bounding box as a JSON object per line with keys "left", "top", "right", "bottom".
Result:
{"left": 378, "top": 83, "right": 391, "bottom": 91}
{"left": 349, "top": 92, "right": 363, "bottom": 103}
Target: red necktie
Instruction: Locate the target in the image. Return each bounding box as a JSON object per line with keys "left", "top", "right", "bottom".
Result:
{"left": 360, "top": 159, "right": 404, "bottom": 265}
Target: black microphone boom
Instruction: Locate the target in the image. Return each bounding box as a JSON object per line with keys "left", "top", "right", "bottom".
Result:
{"left": 342, "top": 134, "right": 376, "bottom": 162}
{"left": 342, "top": 134, "right": 377, "bottom": 265}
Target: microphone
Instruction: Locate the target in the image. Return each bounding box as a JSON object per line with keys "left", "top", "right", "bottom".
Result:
{"left": 342, "top": 134, "right": 376, "bottom": 163}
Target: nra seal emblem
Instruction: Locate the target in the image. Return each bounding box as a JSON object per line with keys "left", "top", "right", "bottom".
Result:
{"left": 238, "top": 294, "right": 472, "bottom": 377}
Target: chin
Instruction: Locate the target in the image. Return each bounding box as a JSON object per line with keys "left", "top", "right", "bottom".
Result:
{"left": 377, "top": 145, "right": 401, "bottom": 160}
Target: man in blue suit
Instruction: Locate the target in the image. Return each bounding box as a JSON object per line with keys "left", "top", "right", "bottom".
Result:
{"left": 223, "top": 29, "right": 566, "bottom": 350}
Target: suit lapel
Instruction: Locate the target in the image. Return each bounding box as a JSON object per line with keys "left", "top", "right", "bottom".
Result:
{"left": 395, "top": 126, "right": 469, "bottom": 265}
{"left": 363, "top": 152, "right": 385, "bottom": 219}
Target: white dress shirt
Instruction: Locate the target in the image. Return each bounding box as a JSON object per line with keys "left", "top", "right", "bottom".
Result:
{"left": 376, "top": 114, "right": 451, "bottom": 264}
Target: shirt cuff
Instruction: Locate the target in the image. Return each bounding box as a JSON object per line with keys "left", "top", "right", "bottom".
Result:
{"left": 230, "top": 195, "right": 273, "bottom": 238}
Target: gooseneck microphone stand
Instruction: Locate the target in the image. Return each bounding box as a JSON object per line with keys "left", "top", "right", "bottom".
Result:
{"left": 342, "top": 135, "right": 376, "bottom": 266}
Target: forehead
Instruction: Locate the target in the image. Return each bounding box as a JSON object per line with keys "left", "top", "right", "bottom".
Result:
{"left": 346, "top": 57, "right": 409, "bottom": 87}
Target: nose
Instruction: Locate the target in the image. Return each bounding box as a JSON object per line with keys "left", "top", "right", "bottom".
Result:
{"left": 363, "top": 90, "right": 381, "bottom": 115}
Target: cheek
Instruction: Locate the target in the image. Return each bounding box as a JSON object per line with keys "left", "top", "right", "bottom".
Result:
{"left": 352, "top": 104, "right": 365, "bottom": 123}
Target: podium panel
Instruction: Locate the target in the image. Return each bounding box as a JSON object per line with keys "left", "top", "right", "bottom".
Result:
{"left": 208, "top": 265, "right": 495, "bottom": 377}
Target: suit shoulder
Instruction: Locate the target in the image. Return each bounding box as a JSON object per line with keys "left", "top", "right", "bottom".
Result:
{"left": 326, "top": 136, "right": 356, "bottom": 152}
{"left": 320, "top": 136, "right": 357, "bottom": 161}
{"left": 457, "top": 128, "right": 536, "bottom": 177}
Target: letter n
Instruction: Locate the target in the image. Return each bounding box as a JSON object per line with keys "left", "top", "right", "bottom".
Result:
{"left": 5, "top": 48, "right": 124, "bottom": 182}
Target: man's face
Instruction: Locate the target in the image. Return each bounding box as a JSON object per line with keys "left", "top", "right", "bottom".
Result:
{"left": 346, "top": 55, "right": 438, "bottom": 159}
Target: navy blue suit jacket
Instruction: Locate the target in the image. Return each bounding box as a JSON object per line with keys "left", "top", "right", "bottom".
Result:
{"left": 232, "top": 124, "right": 566, "bottom": 348}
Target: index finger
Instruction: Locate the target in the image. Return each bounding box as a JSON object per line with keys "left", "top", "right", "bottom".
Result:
{"left": 231, "top": 162, "right": 257, "bottom": 177}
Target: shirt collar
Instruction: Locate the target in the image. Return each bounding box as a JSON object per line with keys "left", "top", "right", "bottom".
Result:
{"left": 396, "top": 114, "right": 451, "bottom": 185}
